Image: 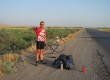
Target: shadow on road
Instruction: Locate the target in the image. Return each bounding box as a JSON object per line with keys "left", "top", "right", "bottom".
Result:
{"left": 25, "top": 53, "right": 55, "bottom": 68}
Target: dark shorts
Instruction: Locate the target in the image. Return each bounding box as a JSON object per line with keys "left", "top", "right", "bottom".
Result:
{"left": 36, "top": 41, "right": 46, "bottom": 49}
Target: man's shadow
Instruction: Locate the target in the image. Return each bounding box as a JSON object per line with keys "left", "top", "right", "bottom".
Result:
{"left": 26, "top": 54, "right": 36, "bottom": 66}
{"left": 26, "top": 53, "right": 55, "bottom": 68}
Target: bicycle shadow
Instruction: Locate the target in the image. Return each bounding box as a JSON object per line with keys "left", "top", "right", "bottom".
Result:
{"left": 42, "top": 58, "right": 55, "bottom": 68}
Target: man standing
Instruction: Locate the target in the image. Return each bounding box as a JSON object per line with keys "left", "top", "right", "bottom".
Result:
{"left": 32, "top": 21, "right": 46, "bottom": 66}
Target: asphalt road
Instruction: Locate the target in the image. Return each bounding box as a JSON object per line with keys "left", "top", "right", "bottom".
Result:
{"left": 86, "top": 29, "right": 110, "bottom": 72}
{"left": 0, "top": 29, "right": 110, "bottom": 80}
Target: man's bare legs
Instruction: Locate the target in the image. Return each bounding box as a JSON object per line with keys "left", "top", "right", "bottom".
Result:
{"left": 40, "top": 49, "right": 44, "bottom": 61}
{"left": 36, "top": 49, "right": 44, "bottom": 65}
{"left": 36, "top": 49, "right": 40, "bottom": 66}
{"left": 36, "top": 49, "right": 40, "bottom": 61}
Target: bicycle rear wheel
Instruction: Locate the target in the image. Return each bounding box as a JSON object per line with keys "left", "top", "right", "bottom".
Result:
{"left": 44, "top": 42, "right": 53, "bottom": 54}
{"left": 51, "top": 38, "right": 65, "bottom": 52}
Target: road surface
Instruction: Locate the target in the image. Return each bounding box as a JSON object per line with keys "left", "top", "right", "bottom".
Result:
{"left": 0, "top": 29, "right": 110, "bottom": 80}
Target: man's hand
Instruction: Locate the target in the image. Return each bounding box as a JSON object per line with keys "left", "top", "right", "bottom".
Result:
{"left": 32, "top": 26, "right": 38, "bottom": 30}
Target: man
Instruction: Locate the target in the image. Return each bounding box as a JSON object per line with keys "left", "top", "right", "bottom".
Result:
{"left": 32, "top": 21, "right": 46, "bottom": 66}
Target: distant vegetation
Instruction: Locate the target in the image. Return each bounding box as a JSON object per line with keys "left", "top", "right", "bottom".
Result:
{"left": 0, "top": 28, "right": 35, "bottom": 53}
{"left": 93, "top": 27, "right": 110, "bottom": 32}
{"left": 0, "top": 26, "right": 81, "bottom": 54}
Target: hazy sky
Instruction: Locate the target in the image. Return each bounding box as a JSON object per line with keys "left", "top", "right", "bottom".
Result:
{"left": 0, "top": 0, "right": 110, "bottom": 27}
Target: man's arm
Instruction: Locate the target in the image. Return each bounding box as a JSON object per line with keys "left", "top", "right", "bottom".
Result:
{"left": 32, "top": 27, "right": 38, "bottom": 31}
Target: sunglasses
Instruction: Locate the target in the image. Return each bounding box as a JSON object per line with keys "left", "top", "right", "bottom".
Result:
{"left": 40, "top": 23, "right": 44, "bottom": 25}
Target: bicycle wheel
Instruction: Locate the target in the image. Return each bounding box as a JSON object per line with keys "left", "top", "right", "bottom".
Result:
{"left": 51, "top": 38, "right": 65, "bottom": 52}
{"left": 31, "top": 39, "right": 36, "bottom": 53}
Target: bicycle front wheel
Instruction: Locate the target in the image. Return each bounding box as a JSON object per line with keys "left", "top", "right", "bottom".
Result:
{"left": 51, "top": 38, "right": 65, "bottom": 52}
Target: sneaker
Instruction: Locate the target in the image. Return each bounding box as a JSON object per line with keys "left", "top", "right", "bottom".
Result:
{"left": 35, "top": 61, "right": 39, "bottom": 66}
{"left": 40, "top": 60, "right": 47, "bottom": 64}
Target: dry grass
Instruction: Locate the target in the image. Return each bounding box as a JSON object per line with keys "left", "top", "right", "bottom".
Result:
{"left": 0, "top": 53, "right": 19, "bottom": 76}
{"left": 19, "top": 50, "right": 27, "bottom": 55}
{"left": 0, "top": 58, "right": 4, "bottom": 77}
{"left": 0, "top": 70, "right": 4, "bottom": 77}
{"left": 62, "top": 28, "right": 84, "bottom": 42}
{"left": 0, "top": 25, "right": 31, "bottom": 29}
{"left": 26, "top": 47, "right": 34, "bottom": 53}
{"left": 2, "top": 53, "right": 19, "bottom": 62}
{"left": 0, "top": 59, "right": 2, "bottom": 68}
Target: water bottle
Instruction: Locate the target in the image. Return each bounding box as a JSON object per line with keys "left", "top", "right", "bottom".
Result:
{"left": 61, "top": 61, "right": 63, "bottom": 70}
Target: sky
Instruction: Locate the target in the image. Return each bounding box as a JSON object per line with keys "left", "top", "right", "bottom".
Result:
{"left": 0, "top": 0, "right": 110, "bottom": 27}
